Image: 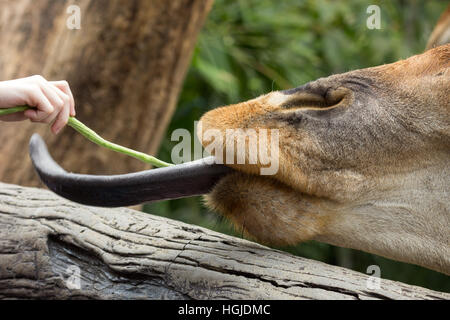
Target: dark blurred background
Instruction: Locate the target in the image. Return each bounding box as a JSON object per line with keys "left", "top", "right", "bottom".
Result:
{"left": 144, "top": 0, "right": 449, "bottom": 292}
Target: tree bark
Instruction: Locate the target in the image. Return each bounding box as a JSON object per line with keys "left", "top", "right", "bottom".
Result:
{"left": 0, "top": 182, "right": 448, "bottom": 300}
{"left": 0, "top": 0, "right": 212, "bottom": 186}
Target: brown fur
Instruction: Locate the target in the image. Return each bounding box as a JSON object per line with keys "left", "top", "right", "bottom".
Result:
{"left": 198, "top": 44, "right": 450, "bottom": 274}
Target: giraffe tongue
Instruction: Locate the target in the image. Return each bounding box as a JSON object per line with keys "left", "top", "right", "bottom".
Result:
{"left": 29, "top": 134, "right": 232, "bottom": 207}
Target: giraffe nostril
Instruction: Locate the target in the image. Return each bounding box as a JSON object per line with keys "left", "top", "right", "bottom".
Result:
{"left": 281, "top": 94, "right": 329, "bottom": 109}
{"left": 279, "top": 87, "right": 348, "bottom": 111}
{"left": 324, "top": 87, "right": 348, "bottom": 108}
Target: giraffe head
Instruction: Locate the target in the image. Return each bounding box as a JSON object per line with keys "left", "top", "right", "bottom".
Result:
{"left": 197, "top": 45, "right": 450, "bottom": 274}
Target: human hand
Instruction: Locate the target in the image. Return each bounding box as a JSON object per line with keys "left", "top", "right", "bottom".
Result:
{"left": 0, "top": 75, "right": 76, "bottom": 134}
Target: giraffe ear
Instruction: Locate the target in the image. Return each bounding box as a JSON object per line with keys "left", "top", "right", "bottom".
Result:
{"left": 426, "top": 5, "right": 450, "bottom": 50}
{"left": 29, "top": 134, "right": 232, "bottom": 207}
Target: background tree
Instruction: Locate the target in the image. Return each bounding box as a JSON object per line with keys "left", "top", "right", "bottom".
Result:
{"left": 0, "top": 0, "right": 213, "bottom": 185}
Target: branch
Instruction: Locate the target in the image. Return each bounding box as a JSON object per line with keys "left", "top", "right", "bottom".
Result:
{"left": 0, "top": 182, "right": 447, "bottom": 300}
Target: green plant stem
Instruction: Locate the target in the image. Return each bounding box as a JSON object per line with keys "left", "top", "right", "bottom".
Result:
{"left": 0, "top": 106, "right": 173, "bottom": 168}
{"left": 0, "top": 105, "right": 30, "bottom": 115}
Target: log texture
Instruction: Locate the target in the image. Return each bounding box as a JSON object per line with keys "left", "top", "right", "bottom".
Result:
{"left": 0, "top": 0, "right": 212, "bottom": 186}
{"left": 0, "top": 182, "right": 448, "bottom": 300}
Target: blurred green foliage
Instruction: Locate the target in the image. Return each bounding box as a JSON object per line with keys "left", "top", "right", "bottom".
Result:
{"left": 145, "top": 0, "right": 449, "bottom": 292}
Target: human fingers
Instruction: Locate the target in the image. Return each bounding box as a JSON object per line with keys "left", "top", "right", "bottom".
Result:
{"left": 50, "top": 80, "right": 75, "bottom": 116}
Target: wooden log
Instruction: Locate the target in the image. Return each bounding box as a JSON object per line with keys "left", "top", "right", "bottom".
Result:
{"left": 0, "top": 182, "right": 448, "bottom": 300}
